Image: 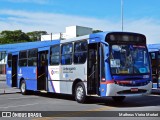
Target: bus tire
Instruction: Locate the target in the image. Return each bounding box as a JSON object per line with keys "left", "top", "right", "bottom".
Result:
{"left": 75, "top": 82, "right": 86, "bottom": 103}
{"left": 112, "top": 96, "right": 126, "bottom": 102}
{"left": 20, "top": 80, "right": 28, "bottom": 95}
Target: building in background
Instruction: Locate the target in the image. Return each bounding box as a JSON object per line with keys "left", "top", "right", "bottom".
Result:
{"left": 41, "top": 26, "right": 93, "bottom": 41}
{"left": 0, "top": 51, "right": 7, "bottom": 74}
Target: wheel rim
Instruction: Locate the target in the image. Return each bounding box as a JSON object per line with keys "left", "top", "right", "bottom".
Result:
{"left": 21, "top": 82, "right": 25, "bottom": 93}
{"left": 76, "top": 86, "right": 84, "bottom": 100}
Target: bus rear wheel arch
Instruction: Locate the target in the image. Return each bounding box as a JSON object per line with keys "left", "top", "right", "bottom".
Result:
{"left": 74, "top": 82, "right": 86, "bottom": 103}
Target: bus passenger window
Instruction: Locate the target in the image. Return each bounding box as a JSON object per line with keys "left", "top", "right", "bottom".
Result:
{"left": 7, "top": 54, "right": 12, "bottom": 67}
{"left": 74, "top": 41, "right": 87, "bottom": 64}
{"left": 28, "top": 49, "right": 37, "bottom": 66}
{"left": 61, "top": 43, "right": 73, "bottom": 65}
{"left": 50, "top": 45, "right": 60, "bottom": 65}
{"left": 19, "top": 50, "right": 28, "bottom": 67}
{"left": 33, "top": 62, "right": 37, "bottom": 66}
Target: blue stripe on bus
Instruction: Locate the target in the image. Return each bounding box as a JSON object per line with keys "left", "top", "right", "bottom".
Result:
{"left": 50, "top": 80, "right": 56, "bottom": 92}
{"left": 48, "top": 73, "right": 56, "bottom": 93}
{"left": 100, "top": 84, "right": 107, "bottom": 96}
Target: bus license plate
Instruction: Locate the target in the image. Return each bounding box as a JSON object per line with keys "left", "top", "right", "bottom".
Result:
{"left": 131, "top": 88, "right": 138, "bottom": 92}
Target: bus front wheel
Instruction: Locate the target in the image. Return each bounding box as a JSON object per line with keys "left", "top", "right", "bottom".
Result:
{"left": 75, "top": 82, "right": 86, "bottom": 103}
{"left": 112, "top": 96, "right": 126, "bottom": 102}
{"left": 20, "top": 80, "right": 28, "bottom": 95}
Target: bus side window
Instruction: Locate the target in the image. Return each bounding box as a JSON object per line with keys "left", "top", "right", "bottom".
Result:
{"left": 61, "top": 43, "right": 73, "bottom": 65}
{"left": 50, "top": 45, "right": 60, "bottom": 65}
{"left": 7, "top": 54, "right": 12, "bottom": 67}
{"left": 28, "top": 49, "right": 37, "bottom": 66}
{"left": 33, "top": 62, "right": 37, "bottom": 66}
{"left": 19, "top": 50, "right": 28, "bottom": 67}
{"left": 74, "top": 41, "right": 87, "bottom": 64}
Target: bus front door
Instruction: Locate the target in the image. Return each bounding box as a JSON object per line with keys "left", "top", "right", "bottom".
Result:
{"left": 87, "top": 43, "right": 100, "bottom": 95}
{"left": 37, "top": 51, "right": 48, "bottom": 91}
{"left": 12, "top": 55, "right": 18, "bottom": 87}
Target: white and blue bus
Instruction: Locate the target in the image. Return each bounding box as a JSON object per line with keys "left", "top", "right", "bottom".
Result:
{"left": 6, "top": 31, "right": 152, "bottom": 103}
{"left": 148, "top": 44, "right": 160, "bottom": 90}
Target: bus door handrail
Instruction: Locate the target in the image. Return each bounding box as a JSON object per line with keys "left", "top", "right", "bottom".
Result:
{"left": 88, "top": 70, "right": 95, "bottom": 78}
{"left": 38, "top": 73, "right": 45, "bottom": 78}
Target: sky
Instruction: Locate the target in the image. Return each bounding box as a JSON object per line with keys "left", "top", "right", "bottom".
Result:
{"left": 0, "top": 0, "right": 160, "bottom": 44}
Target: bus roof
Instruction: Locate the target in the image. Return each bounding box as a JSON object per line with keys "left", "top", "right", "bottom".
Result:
{"left": 60, "top": 31, "right": 146, "bottom": 44}
{"left": 0, "top": 31, "right": 146, "bottom": 53}
{"left": 0, "top": 40, "right": 60, "bottom": 53}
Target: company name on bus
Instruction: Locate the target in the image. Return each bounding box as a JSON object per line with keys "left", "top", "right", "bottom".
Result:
{"left": 63, "top": 67, "right": 76, "bottom": 71}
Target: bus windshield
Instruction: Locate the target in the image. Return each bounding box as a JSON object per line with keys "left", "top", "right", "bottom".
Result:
{"left": 110, "top": 45, "right": 150, "bottom": 75}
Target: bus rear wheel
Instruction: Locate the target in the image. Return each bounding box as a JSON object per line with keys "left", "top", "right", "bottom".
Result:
{"left": 112, "top": 96, "right": 126, "bottom": 102}
{"left": 75, "top": 82, "right": 86, "bottom": 103}
{"left": 20, "top": 80, "right": 28, "bottom": 95}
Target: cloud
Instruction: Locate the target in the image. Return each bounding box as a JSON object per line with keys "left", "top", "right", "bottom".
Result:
{"left": 0, "top": 9, "right": 160, "bottom": 44}
{"left": 124, "top": 19, "right": 160, "bottom": 44}
{"left": 0, "top": 9, "right": 121, "bottom": 32}
{"left": 3, "top": 0, "right": 50, "bottom": 4}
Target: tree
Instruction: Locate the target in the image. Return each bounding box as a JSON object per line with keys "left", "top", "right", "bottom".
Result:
{"left": 0, "top": 30, "right": 30, "bottom": 44}
{"left": 0, "top": 30, "right": 14, "bottom": 43}
{"left": 92, "top": 30, "right": 103, "bottom": 33}
{"left": 27, "top": 31, "right": 47, "bottom": 41}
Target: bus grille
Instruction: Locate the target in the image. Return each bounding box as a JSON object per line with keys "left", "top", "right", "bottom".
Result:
{"left": 115, "top": 80, "right": 150, "bottom": 87}
{"left": 117, "top": 89, "right": 147, "bottom": 94}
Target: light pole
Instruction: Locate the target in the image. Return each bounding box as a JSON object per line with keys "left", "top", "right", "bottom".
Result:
{"left": 121, "top": 0, "right": 124, "bottom": 31}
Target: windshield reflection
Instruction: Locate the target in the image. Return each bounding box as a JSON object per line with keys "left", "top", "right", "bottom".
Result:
{"left": 110, "top": 45, "right": 150, "bottom": 74}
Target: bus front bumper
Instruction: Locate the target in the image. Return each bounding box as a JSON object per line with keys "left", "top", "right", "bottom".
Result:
{"left": 103, "top": 82, "right": 152, "bottom": 96}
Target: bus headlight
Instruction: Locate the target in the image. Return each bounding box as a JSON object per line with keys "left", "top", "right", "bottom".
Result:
{"left": 101, "top": 78, "right": 106, "bottom": 82}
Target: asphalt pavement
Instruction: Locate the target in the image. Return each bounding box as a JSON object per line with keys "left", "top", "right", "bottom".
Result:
{"left": 0, "top": 76, "right": 160, "bottom": 120}
{"left": 0, "top": 87, "right": 160, "bottom": 120}
{"left": 0, "top": 74, "right": 6, "bottom": 81}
